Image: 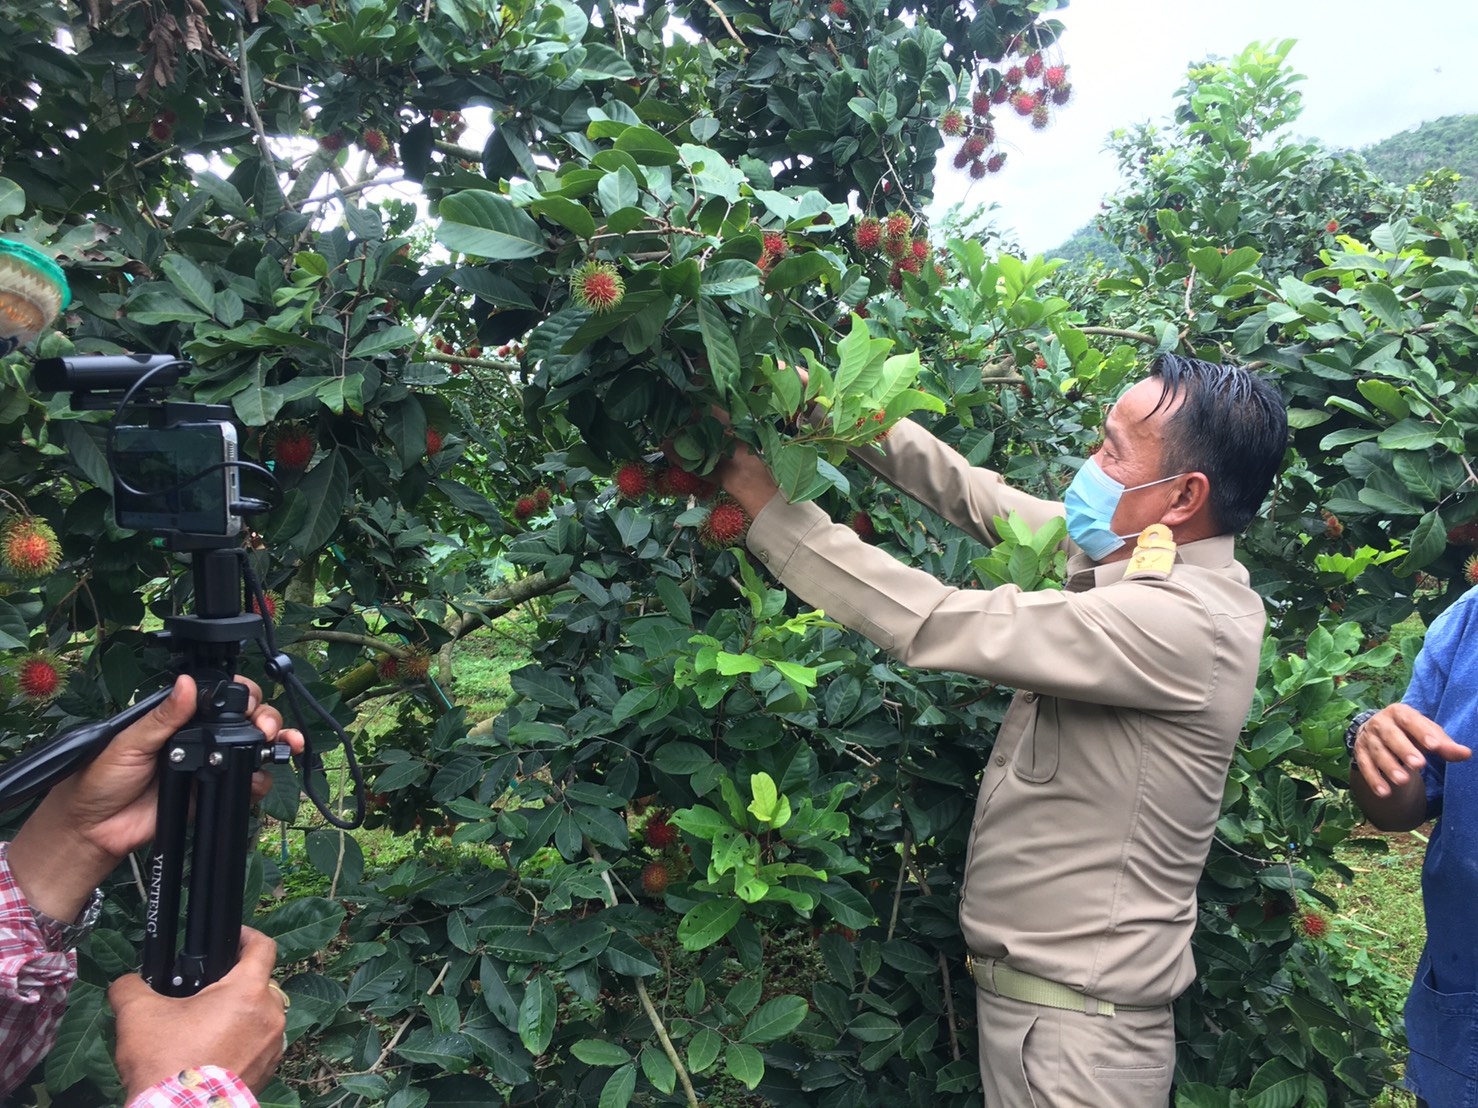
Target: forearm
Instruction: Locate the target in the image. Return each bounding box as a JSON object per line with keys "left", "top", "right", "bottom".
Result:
{"left": 7, "top": 795, "right": 118, "bottom": 923}
{"left": 0, "top": 844, "right": 78, "bottom": 1098}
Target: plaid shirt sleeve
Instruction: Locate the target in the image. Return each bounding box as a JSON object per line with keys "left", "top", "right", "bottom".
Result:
{"left": 124, "top": 1066, "right": 258, "bottom": 1108}
{"left": 0, "top": 841, "right": 77, "bottom": 1098}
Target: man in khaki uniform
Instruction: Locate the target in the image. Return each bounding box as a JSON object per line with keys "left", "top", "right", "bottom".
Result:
{"left": 714, "top": 354, "right": 1288, "bottom": 1106}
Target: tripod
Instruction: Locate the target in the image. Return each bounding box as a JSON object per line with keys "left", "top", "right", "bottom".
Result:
{"left": 0, "top": 537, "right": 292, "bottom": 996}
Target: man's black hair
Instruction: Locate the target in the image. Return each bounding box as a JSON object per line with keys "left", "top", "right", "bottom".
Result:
{"left": 1146, "top": 353, "right": 1288, "bottom": 534}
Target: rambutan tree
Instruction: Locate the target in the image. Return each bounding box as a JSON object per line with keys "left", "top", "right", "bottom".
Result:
{"left": 3, "top": 5, "right": 1476, "bottom": 1107}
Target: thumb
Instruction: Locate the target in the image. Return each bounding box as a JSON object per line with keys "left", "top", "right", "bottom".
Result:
{"left": 108, "top": 973, "right": 153, "bottom": 1013}
{"left": 120, "top": 675, "right": 198, "bottom": 757}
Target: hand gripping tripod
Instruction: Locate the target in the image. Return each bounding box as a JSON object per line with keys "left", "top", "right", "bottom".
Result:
{"left": 0, "top": 535, "right": 361, "bottom": 995}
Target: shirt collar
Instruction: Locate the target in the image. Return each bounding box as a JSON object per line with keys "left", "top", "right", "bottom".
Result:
{"left": 1066, "top": 534, "right": 1239, "bottom": 592}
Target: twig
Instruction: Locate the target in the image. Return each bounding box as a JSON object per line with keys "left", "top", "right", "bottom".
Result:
{"left": 702, "top": 0, "right": 745, "bottom": 46}
{"left": 636, "top": 978, "right": 701, "bottom": 1108}
{"left": 328, "top": 828, "right": 346, "bottom": 901}
{"left": 235, "top": 23, "right": 282, "bottom": 197}
{"left": 938, "top": 951, "right": 961, "bottom": 1061}
{"left": 1077, "top": 326, "right": 1157, "bottom": 344}
{"left": 367, "top": 959, "right": 452, "bottom": 1072}
{"left": 885, "top": 831, "right": 909, "bottom": 942}
{"left": 297, "top": 630, "right": 406, "bottom": 653}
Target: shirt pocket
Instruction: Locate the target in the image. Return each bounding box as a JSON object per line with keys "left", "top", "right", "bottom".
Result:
{"left": 1012, "top": 696, "right": 1060, "bottom": 784}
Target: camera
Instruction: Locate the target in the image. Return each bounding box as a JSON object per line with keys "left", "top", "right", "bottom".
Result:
{"left": 112, "top": 421, "right": 242, "bottom": 537}
{"left": 34, "top": 353, "right": 245, "bottom": 538}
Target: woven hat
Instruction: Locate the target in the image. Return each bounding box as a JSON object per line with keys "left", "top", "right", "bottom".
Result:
{"left": 0, "top": 239, "right": 70, "bottom": 355}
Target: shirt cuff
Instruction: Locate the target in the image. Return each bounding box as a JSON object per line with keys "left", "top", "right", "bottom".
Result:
{"left": 125, "top": 1066, "right": 258, "bottom": 1108}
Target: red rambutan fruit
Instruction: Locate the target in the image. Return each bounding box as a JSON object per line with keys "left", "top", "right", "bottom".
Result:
{"left": 15, "top": 653, "right": 64, "bottom": 701}
{"left": 699, "top": 498, "right": 751, "bottom": 547}
{"left": 850, "top": 511, "right": 875, "bottom": 541}
{"left": 1023, "top": 52, "right": 1043, "bottom": 79}
{"left": 940, "top": 108, "right": 965, "bottom": 137}
{"left": 571, "top": 260, "right": 625, "bottom": 313}
{"left": 614, "top": 462, "right": 651, "bottom": 500}
{"left": 272, "top": 426, "right": 315, "bottom": 470}
{"left": 0, "top": 517, "right": 61, "bottom": 579}
{"left": 641, "top": 861, "right": 671, "bottom": 895}
{"left": 426, "top": 427, "right": 444, "bottom": 455}
{"left": 853, "top": 217, "right": 883, "bottom": 251}
{"left": 644, "top": 816, "right": 678, "bottom": 849}
{"left": 513, "top": 496, "right": 538, "bottom": 520}
{"left": 1295, "top": 911, "right": 1329, "bottom": 940}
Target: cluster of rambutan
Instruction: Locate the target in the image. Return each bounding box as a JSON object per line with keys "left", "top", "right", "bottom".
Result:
{"left": 511, "top": 485, "right": 554, "bottom": 521}
{"left": 377, "top": 649, "right": 433, "bottom": 684}
{"left": 939, "top": 48, "right": 1072, "bottom": 179}
{"left": 611, "top": 461, "right": 747, "bottom": 545}
{"left": 637, "top": 806, "right": 689, "bottom": 897}
{"left": 851, "top": 211, "right": 945, "bottom": 290}
{"left": 431, "top": 335, "right": 481, "bottom": 376}
{"left": 429, "top": 109, "right": 467, "bottom": 141}
{"left": 757, "top": 229, "right": 789, "bottom": 274}
{"left": 359, "top": 127, "right": 397, "bottom": 167}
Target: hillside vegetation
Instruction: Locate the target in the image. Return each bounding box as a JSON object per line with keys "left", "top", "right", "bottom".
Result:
{"left": 1050, "top": 112, "right": 1478, "bottom": 263}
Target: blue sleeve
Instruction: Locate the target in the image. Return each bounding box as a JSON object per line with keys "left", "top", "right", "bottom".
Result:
{"left": 1403, "top": 591, "right": 1478, "bottom": 818}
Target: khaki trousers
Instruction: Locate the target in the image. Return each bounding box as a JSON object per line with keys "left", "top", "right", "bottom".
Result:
{"left": 975, "top": 989, "right": 1174, "bottom": 1107}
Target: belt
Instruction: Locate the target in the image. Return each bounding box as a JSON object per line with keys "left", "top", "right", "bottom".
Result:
{"left": 966, "top": 954, "right": 1158, "bottom": 1017}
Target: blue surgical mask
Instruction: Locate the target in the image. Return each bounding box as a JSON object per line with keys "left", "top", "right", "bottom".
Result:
{"left": 1064, "top": 459, "right": 1184, "bottom": 561}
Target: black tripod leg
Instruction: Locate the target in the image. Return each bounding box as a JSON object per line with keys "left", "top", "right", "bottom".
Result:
{"left": 179, "top": 743, "right": 258, "bottom": 991}
{"left": 140, "top": 745, "right": 195, "bottom": 995}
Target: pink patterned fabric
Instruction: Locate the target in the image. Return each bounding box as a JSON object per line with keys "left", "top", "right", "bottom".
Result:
{"left": 124, "top": 1066, "right": 257, "bottom": 1108}
{"left": 0, "top": 845, "right": 256, "bottom": 1107}
{"left": 0, "top": 843, "right": 74, "bottom": 1097}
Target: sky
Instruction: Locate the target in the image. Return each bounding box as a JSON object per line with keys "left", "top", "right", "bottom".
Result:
{"left": 931, "top": 0, "right": 1478, "bottom": 252}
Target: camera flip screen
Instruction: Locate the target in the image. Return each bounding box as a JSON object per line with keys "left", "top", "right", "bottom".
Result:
{"left": 113, "top": 422, "right": 241, "bottom": 537}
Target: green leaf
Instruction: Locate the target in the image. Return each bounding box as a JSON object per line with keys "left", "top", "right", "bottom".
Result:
{"left": 765, "top": 252, "right": 832, "bottom": 292}
{"left": 532, "top": 195, "right": 596, "bottom": 239}
{"left": 724, "top": 1042, "right": 765, "bottom": 1089}
{"left": 597, "top": 1064, "right": 637, "bottom": 1108}
{"left": 687, "top": 1028, "right": 722, "bottom": 1073}
{"left": 289, "top": 450, "right": 349, "bottom": 555}
{"left": 1358, "top": 284, "right": 1406, "bottom": 332}
{"left": 394, "top": 1030, "right": 474, "bottom": 1071}
{"left": 1398, "top": 509, "right": 1447, "bottom": 574}
{"left": 640, "top": 1045, "right": 677, "bottom": 1094}
{"left": 572, "top": 1040, "right": 632, "bottom": 1066}
{"left": 159, "top": 253, "right": 216, "bottom": 315}
{"left": 698, "top": 298, "right": 741, "bottom": 400}
{"left": 0, "top": 177, "right": 25, "bottom": 219}
{"left": 436, "top": 192, "right": 545, "bottom": 259}
{"left": 615, "top": 126, "right": 680, "bottom": 166}
{"left": 747, "top": 771, "right": 781, "bottom": 825}
{"left": 0, "top": 598, "right": 29, "bottom": 649}
{"left": 44, "top": 981, "right": 114, "bottom": 1092}
{"left": 677, "top": 898, "right": 743, "bottom": 950}
{"left": 350, "top": 325, "right": 418, "bottom": 358}
{"left": 651, "top": 742, "right": 713, "bottom": 775}
{"left": 740, "top": 995, "right": 808, "bottom": 1043}
{"left": 517, "top": 973, "right": 557, "bottom": 1056}
{"left": 260, "top": 897, "right": 346, "bottom": 961}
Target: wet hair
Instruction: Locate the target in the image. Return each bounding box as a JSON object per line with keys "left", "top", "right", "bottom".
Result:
{"left": 1146, "top": 354, "right": 1288, "bottom": 534}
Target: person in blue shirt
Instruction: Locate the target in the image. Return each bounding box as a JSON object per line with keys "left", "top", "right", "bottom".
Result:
{"left": 1349, "top": 585, "right": 1478, "bottom": 1107}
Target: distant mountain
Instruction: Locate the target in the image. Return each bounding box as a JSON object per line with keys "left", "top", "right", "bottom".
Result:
{"left": 1357, "top": 113, "right": 1477, "bottom": 204}
{"left": 1045, "top": 113, "right": 1478, "bottom": 263}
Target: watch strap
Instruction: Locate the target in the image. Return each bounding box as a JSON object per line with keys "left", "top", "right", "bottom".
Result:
{"left": 31, "top": 886, "right": 103, "bottom": 952}
{"left": 1345, "top": 708, "right": 1379, "bottom": 755}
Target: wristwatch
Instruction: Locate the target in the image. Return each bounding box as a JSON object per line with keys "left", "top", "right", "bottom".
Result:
{"left": 31, "top": 887, "right": 104, "bottom": 953}
{"left": 1345, "top": 708, "right": 1379, "bottom": 755}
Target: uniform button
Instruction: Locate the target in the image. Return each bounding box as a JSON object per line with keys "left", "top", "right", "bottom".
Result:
{"left": 994, "top": 754, "right": 1006, "bottom": 766}
{"left": 1023, "top": 692, "right": 1038, "bottom": 703}
{"left": 758, "top": 551, "right": 769, "bottom": 562}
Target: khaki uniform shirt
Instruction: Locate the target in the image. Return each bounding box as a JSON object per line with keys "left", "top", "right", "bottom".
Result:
{"left": 746, "top": 419, "right": 1266, "bottom": 1006}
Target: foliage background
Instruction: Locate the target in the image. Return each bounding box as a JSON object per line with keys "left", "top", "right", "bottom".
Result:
{"left": 2, "top": 5, "right": 1477, "bottom": 1107}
